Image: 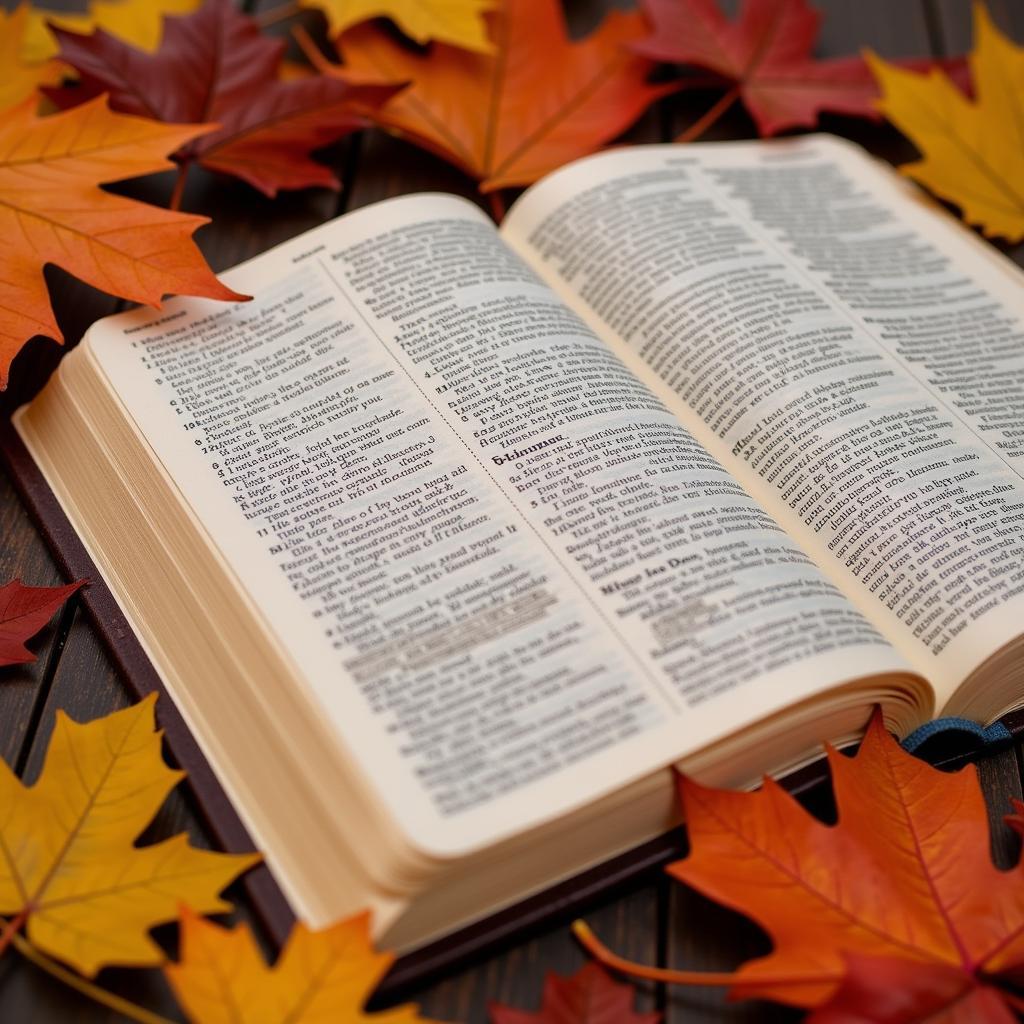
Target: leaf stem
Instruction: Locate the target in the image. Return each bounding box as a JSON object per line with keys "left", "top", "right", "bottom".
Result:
{"left": 257, "top": 0, "right": 301, "bottom": 27}
{"left": 11, "top": 933, "right": 178, "bottom": 1024}
{"left": 487, "top": 189, "right": 506, "bottom": 224}
{"left": 169, "top": 163, "right": 191, "bottom": 212}
{"left": 675, "top": 85, "right": 740, "bottom": 143}
{"left": 572, "top": 920, "right": 841, "bottom": 990}
{"left": 0, "top": 910, "right": 28, "bottom": 959}
{"left": 293, "top": 24, "right": 329, "bottom": 71}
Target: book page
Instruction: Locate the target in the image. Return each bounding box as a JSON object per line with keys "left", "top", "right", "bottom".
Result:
{"left": 502, "top": 138, "right": 1024, "bottom": 711}
{"left": 85, "top": 192, "right": 914, "bottom": 855}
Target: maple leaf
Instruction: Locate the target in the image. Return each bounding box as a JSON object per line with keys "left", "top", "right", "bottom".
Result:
{"left": 806, "top": 955, "right": 1015, "bottom": 1024}
{"left": 165, "top": 906, "right": 439, "bottom": 1023}
{"left": 634, "top": 0, "right": 966, "bottom": 138}
{"left": 0, "top": 4, "right": 64, "bottom": 111}
{"left": 0, "top": 578, "right": 84, "bottom": 667}
{"left": 309, "top": 0, "right": 672, "bottom": 193}
{"left": 489, "top": 963, "right": 658, "bottom": 1024}
{"left": 301, "top": 0, "right": 495, "bottom": 53}
{"left": 577, "top": 708, "right": 1024, "bottom": 1020}
{"left": 49, "top": 0, "right": 402, "bottom": 198}
{"left": 0, "top": 694, "right": 258, "bottom": 976}
{"left": 867, "top": 5, "right": 1024, "bottom": 241}
{"left": 668, "top": 708, "right": 1024, "bottom": 1011}
{"left": 21, "top": 0, "right": 201, "bottom": 63}
{"left": 0, "top": 95, "right": 242, "bottom": 391}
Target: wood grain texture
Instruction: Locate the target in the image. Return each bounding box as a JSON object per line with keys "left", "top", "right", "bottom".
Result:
{"left": 977, "top": 745, "right": 1024, "bottom": 869}
{"left": 411, "top": 882, "right": 660, "bottom": 1021}
{"left": 927, "top": 0, "right": 1024, "bottom": 56}
{"left": 1, "top": 0, "right": 1024, "bottom": 1021}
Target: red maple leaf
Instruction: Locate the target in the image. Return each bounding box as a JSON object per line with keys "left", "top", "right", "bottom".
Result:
{"left": 806, "top": 955, "right": 1015, "bottom": 1023}
{"left": 577, "top": 709, "right": 1024, "bottom": 1021}
{"left": 48, "top": 0, "right": 401, "bottom": 197}
{"left": 634, "top": 0, "right": 966, "bottom": 137}
{"left": 489, "top": 963, "right": 658, "bottom": 1024}
{"left": 0, "top": 579, "right": 85, "bottom": 666}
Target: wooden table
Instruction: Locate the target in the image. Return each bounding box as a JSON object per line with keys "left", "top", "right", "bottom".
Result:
{"left": 3, "top": 0, "right": 1024, "bottom": 1019}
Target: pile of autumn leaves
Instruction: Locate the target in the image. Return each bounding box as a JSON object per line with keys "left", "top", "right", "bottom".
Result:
{"left": 2, "top": 0, "right": 1024, "bottom": 393}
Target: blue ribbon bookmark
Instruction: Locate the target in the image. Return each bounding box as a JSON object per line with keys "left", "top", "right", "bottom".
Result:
{"left": 901, "top": 716, "right": 1012, "bottom": 754}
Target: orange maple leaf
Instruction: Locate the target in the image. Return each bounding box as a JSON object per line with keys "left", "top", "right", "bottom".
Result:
{"left": 577, "top": 709, "right": 1024, "bottom": 1020}
{"left": 305, "top": 0, "right": 672, "bottom": 193}
{"left": 0, "top": 95, "right": 244, "bottom": 389}
{"left": 165, "top": 907, "right": 441, "bottom": 1023}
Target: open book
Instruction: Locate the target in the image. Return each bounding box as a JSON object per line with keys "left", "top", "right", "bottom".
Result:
{"left": 16, "top": 135, "right": 1024, "bottom": 954}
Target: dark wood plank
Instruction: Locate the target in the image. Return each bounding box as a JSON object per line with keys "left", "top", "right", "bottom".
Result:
{"left": 0, "top": 956, "right": 185, "bottom": 1024}
{"left": 665, "top": 887, "right": 799, "bottom": 1024}
{"left": 977, "top": 745, "right": 1024, "bottom": 869}
{"left": 928, "top": 0, "right": 1024, "bottom": 56}
{"left": 345, "top": 132, "right": 485, "bottom": 214}
{"left": 182, "top": 168, "right": 343, "bottom": 270}
{"left": 414, "top": 882, "right": 659, "bottom": 1021}
{"left": 815, "top": 1, "right": 935, "bottom": 57}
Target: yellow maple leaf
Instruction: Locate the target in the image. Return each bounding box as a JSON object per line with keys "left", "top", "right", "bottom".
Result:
{"left": 21, "top": 0, "right": 201, "bottom": 63}
{"left": 0, "top": 694, "right": 258, "bottom": 977}
{"left": 0, "top": 3, "right": 64, "bottom": 110}
{"left": 867, "top": 4, "right": 1024, "bottom": 241}
{"left": 301, "top": 0, "right": 494, "bottom": 52}
{"left": 166, "top": 907, "right": 442, "bottom": 1024}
